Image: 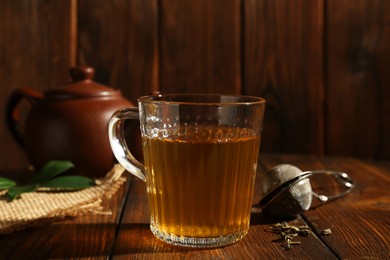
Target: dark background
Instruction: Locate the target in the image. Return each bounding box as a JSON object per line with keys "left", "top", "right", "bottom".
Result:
{"left": 1, "top": 0, "right": 389, "bottom": 171}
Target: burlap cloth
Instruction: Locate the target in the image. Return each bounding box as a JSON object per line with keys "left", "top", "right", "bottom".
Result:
{"left": 0, "top": 164, "right": 126, "bottom": 235}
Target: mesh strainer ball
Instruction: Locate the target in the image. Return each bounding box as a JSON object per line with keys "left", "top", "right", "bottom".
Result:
{"left": 259, "top": 164, "right": 313, "bottom": 217}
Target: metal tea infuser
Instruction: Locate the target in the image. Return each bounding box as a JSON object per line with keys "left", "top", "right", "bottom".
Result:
{"left": 257, "top": 164, "right": 354, "bottom": 217}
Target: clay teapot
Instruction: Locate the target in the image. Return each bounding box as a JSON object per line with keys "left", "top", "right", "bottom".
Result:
{"left": 6, "top": 66, "right": 142, "bottom": 177}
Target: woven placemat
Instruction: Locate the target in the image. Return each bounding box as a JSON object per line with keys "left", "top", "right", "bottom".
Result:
{"left": 0, "top": 164, "right": 126, "bottom": 235}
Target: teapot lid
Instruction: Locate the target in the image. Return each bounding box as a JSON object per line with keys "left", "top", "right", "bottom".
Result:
{"left": 44, "top": 66, "right": 121, "bottom": 99}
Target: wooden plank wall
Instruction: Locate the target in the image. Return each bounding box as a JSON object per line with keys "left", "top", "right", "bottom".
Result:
{"left": 1, "top": 0, "right": 389, "bottom": 170}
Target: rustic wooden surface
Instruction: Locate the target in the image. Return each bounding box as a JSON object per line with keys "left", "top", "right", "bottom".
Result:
{"left": 243, "top": 0, "right": 325, "bottom": 155}
{"left": 159, "top": 0, "right": 241, "bottom": 95}
{"left": 78, "top": 0, "right": 159, "bottom": 102}
{"left": 326, "top": 0, "right": 390, "bottom": 160}
{"left": 1, "top": 154, "right": 388, "bottom": 259}
{"left": 0, "top": 0, "right": 76, "bottom": 170}
{"left": 1, "top": 0, "right": 389, "bottom": 167}
{"left": 0, "top": 172, "right": 131, "bottom": 259}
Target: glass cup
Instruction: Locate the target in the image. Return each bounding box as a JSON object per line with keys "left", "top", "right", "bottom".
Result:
{"left": 108, "top": 94, "right": 266, "bottom": 248}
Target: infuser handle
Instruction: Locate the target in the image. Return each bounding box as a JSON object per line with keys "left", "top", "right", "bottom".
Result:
{"left": 308, "top": 170, "right": 355, "bottom": 207}
{"left": 108, "top": 107, "right": 146, "bottom": 182}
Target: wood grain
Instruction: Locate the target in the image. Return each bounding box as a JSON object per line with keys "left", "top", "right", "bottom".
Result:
{"left": 112, "top": 161, "right": 336, "bottom": 259}
{"left": 260, "top": 154, "right": 390, "bottom": 259}
{"left": 0, "top": 174, "right": 131, "bottom": 259}
{"left": 311, "top": 157, "right": 390, "bottom": 259}
{"left": 326, "top": 0, "right": 390, "bottom": 159}
{"left": 244, "top": 0, "right": 325, "bottom": 155}
{"left": 0, "top": 0, "right": 76, "bottom": 171}
{"left": 1, "top": 155, "right": 389, "bottom": 258}
{"left": 159, "top": 0, "right": 241, "bottom": 94}
{"left": 1, "top": 0, "right": 390, "bottom": 176}
{"left": 78, "top": 0, "right": 159, "bottom": 104}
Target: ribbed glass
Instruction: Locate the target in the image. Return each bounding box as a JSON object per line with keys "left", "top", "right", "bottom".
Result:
{"left": 109, "top": 94, "right": 265, "bottom": 247}
{"left": 143, "top": 126, "right": 260, "bottom": 247}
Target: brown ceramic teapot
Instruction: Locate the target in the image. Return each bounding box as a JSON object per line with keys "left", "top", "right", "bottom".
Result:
{"left": 6, "top": 66, "right": 141, "bottom": 177}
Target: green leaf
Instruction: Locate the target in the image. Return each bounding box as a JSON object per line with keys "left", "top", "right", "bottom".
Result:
{"left": 0, "top": 177, "right": 17, "bottom": 190}
{"left": 29, "top": 160, "right": 75, "bottom": 184}
{"left": 2, "top": 161, "right": 92, "bottom": 201}
{"left": 42, "top": 176, "right": 95, "bottom": 190}
{"left": 7, "top": 185, "right": 36, "bottom": 200}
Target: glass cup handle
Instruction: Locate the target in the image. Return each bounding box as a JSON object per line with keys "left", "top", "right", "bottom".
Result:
{"left": 108, "top": 107, "right": 146, "bottom": 182}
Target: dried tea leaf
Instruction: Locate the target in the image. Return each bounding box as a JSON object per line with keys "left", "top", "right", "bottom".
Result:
{"left": 268, "top": 222, "right": 310, "bottom": 250}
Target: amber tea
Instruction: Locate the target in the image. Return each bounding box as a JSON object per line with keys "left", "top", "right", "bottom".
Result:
{"left": 142, "top": 126, "right": 260, "bottom": 240}
{"left": 109, "top": 94, "right": 265, "bottom": 247}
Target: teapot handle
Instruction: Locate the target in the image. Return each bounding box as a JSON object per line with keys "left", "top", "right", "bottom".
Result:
{"left": 6, "top": 88, "right": 43, "bottom": 147}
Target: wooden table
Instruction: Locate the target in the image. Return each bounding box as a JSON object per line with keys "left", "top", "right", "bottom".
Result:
{"left": 1, "top": 154, "right": 389, "bottom": 259}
